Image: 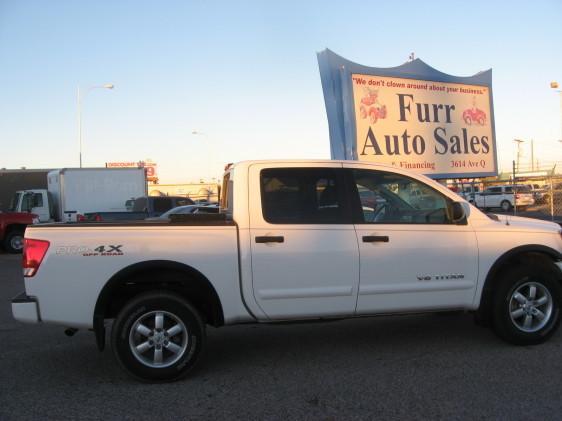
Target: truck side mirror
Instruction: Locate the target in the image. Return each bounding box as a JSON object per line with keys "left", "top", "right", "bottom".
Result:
{"left": 450, "top": 202, "right": 466, "bottom": 224}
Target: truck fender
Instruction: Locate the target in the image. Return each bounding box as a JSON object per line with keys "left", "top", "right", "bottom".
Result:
{"left": 93, "top": 260, "right": 224, "bottom": 351}
{"left": 476, "top": 245, "right": 562, "bottom": 324}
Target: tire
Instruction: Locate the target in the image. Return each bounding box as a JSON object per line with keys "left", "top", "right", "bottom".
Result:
{"left": 492, "top": 262, "right": 561, "bottom": 345}
{"left": 500, "top": 200, "right": 512, "bottom": 212}
{"left": 3, "top": 229, "right": 25, "bottom": 254}
{"left": 111, "top": 291, "right": 205, "bottom": 382}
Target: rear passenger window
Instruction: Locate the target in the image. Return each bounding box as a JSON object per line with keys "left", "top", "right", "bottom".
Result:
{"left": 260, "top": 168, "right": 345, "bottom": 224}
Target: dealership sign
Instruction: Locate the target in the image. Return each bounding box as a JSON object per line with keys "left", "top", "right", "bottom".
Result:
{"left": 318, "top": 49, "right": 497, "bottom": 178}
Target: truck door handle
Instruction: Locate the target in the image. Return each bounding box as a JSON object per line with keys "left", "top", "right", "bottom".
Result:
{"left": 255, "top": 236, "right": 284, "bottom": 244}
{"left": 362, "top": 235, "right": 389, "bottom": 243}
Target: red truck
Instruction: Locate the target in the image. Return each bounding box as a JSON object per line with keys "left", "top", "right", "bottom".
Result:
{"left": 0, "top": 212, "right": 38, "bottom": 253}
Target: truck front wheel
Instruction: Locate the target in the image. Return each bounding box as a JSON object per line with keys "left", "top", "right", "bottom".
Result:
{"left": 111, "top": 291, "right": 205, "bottom": 382}
{"left": 492, "top": 263, "right": 561, "bottom": 345}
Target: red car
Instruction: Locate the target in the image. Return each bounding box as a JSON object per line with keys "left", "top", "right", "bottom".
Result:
{"left": 0, "top": 212, "right": 38, "bottom": 253}
{"left": 463, "top": 108, "right": 487, "bottom": 125}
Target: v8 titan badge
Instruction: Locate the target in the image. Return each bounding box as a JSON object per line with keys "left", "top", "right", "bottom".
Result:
{"left": 56, "top": 245, "right": 124, "bottom": 257}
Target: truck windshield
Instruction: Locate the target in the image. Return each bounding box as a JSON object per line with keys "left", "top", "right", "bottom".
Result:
{"left": 8, "top": 192, "right": 21, "bottom": 212}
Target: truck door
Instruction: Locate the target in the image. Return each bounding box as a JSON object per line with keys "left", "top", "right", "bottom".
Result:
{"left": 248, "top": 164, "right": 360, "bottom": 320}
{"left": 345, "top": 166, "right": 478, "bottom": 314}
{"left": 22, "top": 191, "right": 50, "bottom": 222}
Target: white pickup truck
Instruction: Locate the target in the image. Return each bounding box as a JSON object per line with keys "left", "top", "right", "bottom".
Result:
{"left": 12, "top": 160, "right": 562, "bottom": 382}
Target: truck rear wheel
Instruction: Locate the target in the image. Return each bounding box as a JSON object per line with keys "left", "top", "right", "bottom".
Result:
{"left": 3, "top": 229, "right": 25, "bottom": 254}
{"left": 111, "top": 291, "right": 205, "bottom": 382}
{"left": 492, "top": 263, "right": 561, "bottom": 345}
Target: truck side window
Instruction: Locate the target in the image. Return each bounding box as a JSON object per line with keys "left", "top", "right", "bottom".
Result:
{"left": 260, "top": 168, "right": 345, "bottom": 224}
{"left": 153, "top": 198, "right": 172, "bottom": 213}
{"left": 132, "top": 197, "right": 147, "bottom": 212}
{"left": 351, "top": 169, "right": 451, "bottom": 224}
{"left": 33, "top": 193, "right": 43, "bottom": 208}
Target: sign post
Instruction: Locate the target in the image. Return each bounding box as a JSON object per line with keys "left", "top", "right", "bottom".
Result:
{"left": 318, "top": 49, "right": 497, "bottom": 179}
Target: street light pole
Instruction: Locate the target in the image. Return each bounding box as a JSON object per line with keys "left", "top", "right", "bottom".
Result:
{"left": 513, "top": 138, "right": 524, "bottom": 172}
{"left": 78, "top": 83, "right": 115, "bottom": 168}
{"left": 551, "top": 81, "right": 562, "bottom": 143}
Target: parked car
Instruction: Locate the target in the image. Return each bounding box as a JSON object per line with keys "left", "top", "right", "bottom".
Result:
{"left": 85, "top": 196, "right": 195, "bottom": 221}
{"left": 145, "top": 204, "right": 220, "bottom": 221}
{"left": 474, "top": 184, "right": 535, "bottom": 211}
{"left": 524, "top": 184, "right": 548, "bottom": 204}
{"left": 457, "top": 184, "right": 481, "bottom": 204}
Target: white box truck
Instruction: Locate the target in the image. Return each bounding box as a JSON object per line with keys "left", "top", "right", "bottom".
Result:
{"left": 10, "top": 168, "right": 147, "bottom": 222}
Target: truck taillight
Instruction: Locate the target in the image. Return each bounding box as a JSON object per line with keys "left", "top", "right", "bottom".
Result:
{"left": 22, "top": 239, "right": 50, "bottom": 277}
{"left": 515, "top": 194, "right": 520, "bottom": 199}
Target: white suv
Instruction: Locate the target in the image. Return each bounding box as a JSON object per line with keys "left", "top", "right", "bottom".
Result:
{"left": 475, "top": 184, "right": 535, "bottom": 211}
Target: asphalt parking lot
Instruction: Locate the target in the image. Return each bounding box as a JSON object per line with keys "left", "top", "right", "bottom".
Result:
{"left": 1, "top": 253, "right": 562, "bottom": 420}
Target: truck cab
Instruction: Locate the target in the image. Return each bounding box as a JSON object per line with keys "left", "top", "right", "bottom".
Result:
{"left": 9, "top": 189, "right": 52, "bottom": 222}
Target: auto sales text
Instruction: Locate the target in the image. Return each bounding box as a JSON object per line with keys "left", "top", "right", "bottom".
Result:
{"left": 360, "top": 93, "right": 490, "bottom": 156}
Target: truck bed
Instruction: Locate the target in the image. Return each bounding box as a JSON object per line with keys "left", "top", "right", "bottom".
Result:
{"left": 23, "top": 217, "right": 247, "bottom": 328}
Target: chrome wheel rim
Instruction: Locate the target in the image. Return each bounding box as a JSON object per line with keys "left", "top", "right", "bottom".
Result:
{"left": 129, "top": 310, "right": 188, "bottom": 368}
{"left": 10, "top": 235, "right": 23, "bottom": 251}
{"left": 509, "top": 281, "right": 553, "bottom": 333}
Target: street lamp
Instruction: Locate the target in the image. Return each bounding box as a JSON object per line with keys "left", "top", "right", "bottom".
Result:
{"left": 551, "top": 81, "right": 562, "bottom": 144}
{"left": 78, "top": 84, "right": 115, "bottom": 168}
{"left": 513, "top": 138, "right": 525, "bottom": 171}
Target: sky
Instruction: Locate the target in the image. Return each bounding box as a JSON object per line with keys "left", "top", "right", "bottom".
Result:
{"left": 1, "top": 0, "right": 561, "bottom": 183}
